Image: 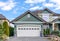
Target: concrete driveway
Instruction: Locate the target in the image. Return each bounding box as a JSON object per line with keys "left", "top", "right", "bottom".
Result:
{"left": 7, "top": 37, "right": 51, "bottom": 41}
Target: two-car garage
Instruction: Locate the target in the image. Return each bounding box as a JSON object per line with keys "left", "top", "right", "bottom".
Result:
{"left": 16, "top": 24, "right": 41, "bottom": 37}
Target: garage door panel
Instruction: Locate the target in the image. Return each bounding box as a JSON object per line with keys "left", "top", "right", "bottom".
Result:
{"left": 17, "top": 24, "right": 41, "bottom": 37}
{"left": 17, "top": 30, "right": 40, "bottom": 37}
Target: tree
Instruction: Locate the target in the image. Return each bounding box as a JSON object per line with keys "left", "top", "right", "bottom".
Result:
{"left": 3, "top": 21, "right": 9, "bottom": 37}
{"left": 0, "top": 24, "right": 4, "bottom": 41}
{"left": 0, "top": 24, "right": 3, "bottom": 37}
{"left": 0, "top": 24, "right": 2, "bottom": 29}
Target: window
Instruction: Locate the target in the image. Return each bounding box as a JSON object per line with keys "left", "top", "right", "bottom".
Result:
{"left": 26, "top": 28, "right": 28, "bottom": 30}
{"left": 18, "top": 28, "right": 20, "bottom": 30}
{"left": 42, "top": 14, "right": 49, "bottom": 22}
{"left": 18, "top": 28, "right": 39, "bottom": 30}
{"left": 32, "top": 28, "right": 34, "bottom": 30}
{"left": 34, "top": 28, "right": 36, "bottom": 30}
{"left": 37, "top": 28, "right": 39, "bottom": 30}
{"left": 24, "top": 28, "right": 25, "bottom": 30}
{"left": 21, "top": 28, "right": 23, "bottom": 30}
{"left": 33, "top": 28, "right": 36, "bottom": 30}
{"left": 29, "top": 28, "right": 31, "bottom": 30}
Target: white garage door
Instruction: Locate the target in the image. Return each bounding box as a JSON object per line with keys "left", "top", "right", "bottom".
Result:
{"left": 17, "top": 24, "right": 41, "bottom": 37}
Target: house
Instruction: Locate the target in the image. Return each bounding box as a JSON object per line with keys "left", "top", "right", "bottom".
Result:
{"left": 0, "top": 14, "right": 9, "bottom": 24}
{"left": 11, "top": 8, "right": 60, "bottom": 37}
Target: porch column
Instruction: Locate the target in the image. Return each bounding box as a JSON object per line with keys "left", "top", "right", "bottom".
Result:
{"left": 14, "top": 24, "right": 17, "bottom": 37}
{"left": 52, "top": 23, "right": 55, "bottom": 31}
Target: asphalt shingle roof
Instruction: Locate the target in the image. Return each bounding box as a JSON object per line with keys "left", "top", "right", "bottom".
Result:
{"left": 11, "top": 8, "right": 60, "bottom": 23}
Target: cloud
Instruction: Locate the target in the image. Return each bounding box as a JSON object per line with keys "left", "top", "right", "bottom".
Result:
{"left": 0, "top": 0, "right": 17, "bottom": 11}
{"left": 43, "top": 3, "right": 55, "bottom": 7}
{"left": 24, "top": 0, "right": 60, "bottom": 10}
{"left": 50, "top": 0, "right": 60, "bottom": 10}
{"left": 50, "top": 0, "right": 60, "bottom": 5}
{"left": 54, "top": 6, "right": 60, "bottom": 10}
{"left": 25, "top": 0, "right": 46, "bottom": 4}
{"left": 13, "top": 7, "right": 27, "bottom": 14}
{"left": 0, "top": 2, "right": 7, "bottom": 7}
{"left": 30, "top": 6, "right": 43, "bottom": 10}
{"left": 13, "top": 8, "right": 18, "bottom": 14}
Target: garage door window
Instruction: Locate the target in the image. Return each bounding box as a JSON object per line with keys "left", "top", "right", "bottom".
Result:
{"left": 26, "top": 28, "right": 28, "bottom": 30}
{"left": 24, "top": 28, "right": 25, "bottom": 30}
{"left": 37, "top": 28, "right": 39, "bottom": 30}
{"left": 18, "top": 28, "right": 20, "bottom": 30}
{"left": 29, "top": 28, "right": 31, "bottom": 30}
{"left": 21, "top": 28, "right": 23, "bottom": 30}
{"left": 18, "top": 28, "right": 39, "bottom": 30}
{"left": 32, "top": 28, "right": 33, "bottom": 30}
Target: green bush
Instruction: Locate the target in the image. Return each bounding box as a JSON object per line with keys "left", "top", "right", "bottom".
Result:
{"left": 43, "top": 29, "right": 46, "bottom": 36}
{"left": 58, "top": 33, "right": 60, "bottom": 37}
{"left": 9, "top": 26, "right": 14, "bottom": 37}
{"left": 46, "top": 28, "right": 50, "bottom": 35}
{"left": 3, "top": 21, "right": 9, "bottom": 36}
{"left": 51, "top": 30, "right": 60, "bottom": 37}
{"left": 43, "top": 28, "right": 50, "bottom": 37}
{"left": 51, "top": 31, "right": 59, "bottom": 35}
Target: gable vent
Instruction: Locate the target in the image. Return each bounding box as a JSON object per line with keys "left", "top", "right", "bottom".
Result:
{"left": 27, "top": 14, "right": 30, "bottom": 18}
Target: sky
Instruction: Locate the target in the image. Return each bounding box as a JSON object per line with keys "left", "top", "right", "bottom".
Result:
{"left": 0, "top": 0, "right": 60, "bottom": 21}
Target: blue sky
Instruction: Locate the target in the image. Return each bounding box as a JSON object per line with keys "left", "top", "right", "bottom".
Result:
{"left": 0, "top": 0, "right": 60, "bottom": 21}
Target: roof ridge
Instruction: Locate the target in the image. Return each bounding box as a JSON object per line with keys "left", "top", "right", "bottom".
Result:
{"left": 32, "top": 8, "right": 60, "bottom": 14}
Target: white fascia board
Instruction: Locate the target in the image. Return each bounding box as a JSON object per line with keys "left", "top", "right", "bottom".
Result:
{"left": 13, "top": 21, "right": 45, "bottom": 23}
{"left": 54, "top": 22, "right": 60, "bottom": 23}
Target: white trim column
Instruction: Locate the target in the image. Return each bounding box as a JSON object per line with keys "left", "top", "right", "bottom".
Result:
{"left": 52, "top": 23, "right": 55, "bottom": 31}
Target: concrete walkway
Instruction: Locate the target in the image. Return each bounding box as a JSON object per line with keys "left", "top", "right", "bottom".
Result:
{"left": 7, "top": 37, "right": 51, "bottom": 41}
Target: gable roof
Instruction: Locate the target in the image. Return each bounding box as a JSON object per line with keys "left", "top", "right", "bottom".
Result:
{"left": 11, "top": 8, "right": 60, "bottom": 23}
{"left": 32, "top": 8, "right": 60, "bottom": 16}
{"left": 51, "top": 18, "right": 60, "bottom": 22}
{"left": 0, "top": 14, "right": 7, "bottom": 20}
{"left": 11, "top": 10, "right": 47, "bottom": 23}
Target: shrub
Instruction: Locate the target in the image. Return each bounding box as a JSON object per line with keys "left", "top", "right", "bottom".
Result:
{"left": 58, "top": 33, "right": 60, "bottom": 37}
{"left": 51, "top": 30, "right": 59, "bottom": 35}
{"left": 3, "top": 21, "right": 9, "bottom": 36}
{"left": 0, "top": 24, "right": 4, "bottom": 40}
{"left": 43, "top": 29, "right": 46, "bottom": 36}
{"left": 43, "top": 28, "right": 50, "bottom": 37}
{"left": 9, "top": 26, "right": 14, "bottom": 37}
{"left": 51, "top": 31, "right": 60, "bottom": 37}
{"left": 46, "top": 28, "right": 50, "bottom": 35}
